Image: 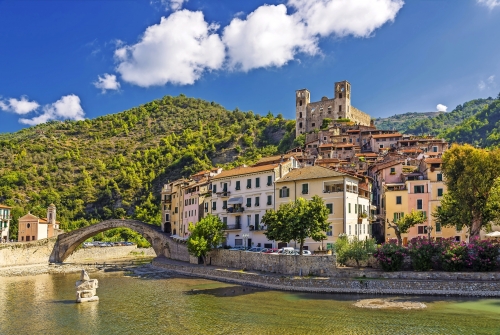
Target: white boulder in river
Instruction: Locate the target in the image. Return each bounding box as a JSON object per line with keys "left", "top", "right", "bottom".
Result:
{"left": 75, "top": 270, "right": 99, "bottom": 303}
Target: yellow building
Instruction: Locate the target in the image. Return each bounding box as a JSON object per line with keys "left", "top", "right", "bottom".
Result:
{"left": 275, "top": 166, "right": 371, "bottom": 251}
{"left": 18, "top": 204, "right": 60, "bottom": 242}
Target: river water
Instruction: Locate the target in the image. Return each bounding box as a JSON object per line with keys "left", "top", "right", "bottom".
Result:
{"left": 1, "top": 271, "right": 500, "bottom": 335}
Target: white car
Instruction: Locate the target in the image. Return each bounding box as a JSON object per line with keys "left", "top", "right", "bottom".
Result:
{"left": 295, "top": 249, "right": 312, "bottom": 255}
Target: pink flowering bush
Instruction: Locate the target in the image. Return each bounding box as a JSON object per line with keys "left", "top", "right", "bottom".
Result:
{"left": 373, "top": 241, "right": 407, "bottom": 272}
{"left": 408, "top": 237, "right": 440, "bottom": 271}
{"left": 466, "top": 237, "right": 499, "bottom": 271}
{"left": 440, "top": 240, "right": 468, "bottom": 272}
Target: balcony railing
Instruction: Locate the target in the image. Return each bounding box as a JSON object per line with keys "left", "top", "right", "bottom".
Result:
{"left": 249, "top": 225, "right": 267, "bottom": 231}
{"left": 226, "top": 207, "right": 244, "bottom": 213}
{"left": 216, "top": 191, "right": 231, "bottom": 198}
{"left": 224, "top": 223, "right": 241, "bottom": 230}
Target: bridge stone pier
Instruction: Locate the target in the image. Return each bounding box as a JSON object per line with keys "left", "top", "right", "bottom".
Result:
{"left": 49, "top": 219, "right": 189, "bottom": 263}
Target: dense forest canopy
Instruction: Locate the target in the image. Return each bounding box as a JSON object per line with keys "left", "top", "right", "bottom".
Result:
{"left": 0, "top": 95, "right": 298, "bottom": 243}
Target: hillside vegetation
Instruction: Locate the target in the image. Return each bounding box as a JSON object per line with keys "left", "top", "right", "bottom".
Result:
{"left": 0, "top": 95, "right": 297, "bottom": 242}
{"left": 375, "top": 111, "right": 443, "bottom": 132}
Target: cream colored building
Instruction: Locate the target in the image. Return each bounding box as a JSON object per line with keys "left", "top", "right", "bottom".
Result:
{"left": 0, "top": 204, "right": 12, "bottom": 242}
{"left": 18, "top": 204, "right": 60, "bottom": 242}
{"left": 275, "top": 166, "right": 371, "bottom": 251}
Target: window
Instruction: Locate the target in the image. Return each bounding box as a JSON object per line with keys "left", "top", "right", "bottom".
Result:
{"left": 417, "top": 199, "right": 423, "bottom": 210}
{"left": 246, "top": 179, "right": 252, "bottom": 189}
{"left": 299, "top": 112, "right": 302, "bottom": 118}
{"left": 213, "top": 185, "right": 217, "bottom": 193}
{"left": 223, "top": 183, "right": 228, "bottom": 192}
{"left": 433, "top": 146, "right": 438, "bottom": 152}
{"left": 302, "top": 183, "right": 309, "bottom": 194}
{"left": 267, "top": 195, "right": 272, "bottom": 206}
{"left": 327, "top": 226, "right": 333, "bottom": 236}
{"left": 339, "top": 105, "right": 342, "bottom": 112}
{"left": 396, "top": 196, "right": 402, "bottom": 205}
{"left": 212, "top": 202, "right": 216, "bottom": 211}
{"left": 236, "top": 181, "right": 240, "bottom": 190}
{"left": 204, "top": 203, "right": 208, "bottom": 212}
{"left": 247, "top": 215, "right": 251, "bottom": 227}
{"left": 280, "top": 187, "right": 290, "bottom": 198}
{"left": 348, "top": 203, "right": 351, "bottom": 213}
{"left": 349, "top": 225, "right": 351, "bottom": 235}
{"left": 236, "top": 216, "right": 241, "bottom": 225}
{"left": 437, "top": 188, "right": 443, "bottom": 197}
{"left": 255, "top": 177, "right": 260, "bottom": 188}
{"left": 255, "top": 197, "right": 260, "bottom": 207}
{"left": 414, "top": 185, "right": 425, "bottom": 193}
{"left": 393, "top": 212, "right": 404, "bottom": 222}
{"left": 255, "top": 214, "right": 260, "bottom": 225}
{"left": 355, "top": 204, "right": 358, "bottom": 214}
{"left": 299, "top": 100, "right": 302, "bottom": 106}
{"left": 235, "top": 239, "right": 243, "bottom": 246}
{"left": 246, "top": 198, "right": 252, "bottom": 207}
{"left": 312, "top": 123, "right": 316, "bottom": 127}
{"left": 355, "top": 225, "right": 358, "bottom": 235}
{"left": 437, "top": 173, "right": 443, "bottom": 182}
{"left": 379, "top": 144, "right": 384, "bottom": 149}
{"left": 436, "top": 221, "right": 441, "bottom": 232}
{"left": 223, "top": 217, "right": 227, "bottom": 224}
{"left": 417, "top": 226, "right": 428, "bottom": 235}
{"left": 299, "top": 122, "right": 303, "bottom": 128}
{"left": 267, "top": 175, "right": 272, "bottom": 186}
{"left": 390, "top": 167, "right": 396, "bottom": 175}
{"left": 326, "top": 203, "right": 333, "bottom": 214}
{"left": 165, "top": 214, "right": 170, "bottom": 222}
{"left": 223, "top": 200, "right": 228, "bottom": 209}
{"left": 175, "top": 207, "right": 178, "bottom": 213}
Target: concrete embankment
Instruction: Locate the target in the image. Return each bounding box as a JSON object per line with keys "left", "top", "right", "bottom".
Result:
{"left": 152, "top": 257, "right": 500, "bottom": 297}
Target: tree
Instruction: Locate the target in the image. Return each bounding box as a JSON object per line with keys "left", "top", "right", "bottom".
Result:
{"left": 186, "top": 214, "right": 225, "bottom": 265}
{"left": 388, "top": 210, "right": 426, "bottom": 246}
{"left": 434, "top": 144, "right": 500, "bottom": 237}
{"left": 344, "top": 237, "right": 377, "bottom": 268}
{"left": 263, "top": 196, "right": 330, "bottom": 254}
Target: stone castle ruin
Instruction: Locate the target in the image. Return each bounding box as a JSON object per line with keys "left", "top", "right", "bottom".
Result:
{"left": 295, "top": 80, "right": 371, "bottom": 137}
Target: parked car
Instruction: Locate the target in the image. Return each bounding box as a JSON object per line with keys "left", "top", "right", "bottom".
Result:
{"left": 263, "top": 248, "right": 278, "bottom": 254}
{"left": 245, "top": 247, "right": 264, "bottom": 252}
{"left": 294, "top": 249, "right": 312, "bottom": 255}
{"left": 123, "top": 242, "right": 134, "bottom": 246}
{"left": 229, "top": 246, "right": 247, "bottom": 251}
{"left": 82, "top": 242, "right": 93, "bottom": 248}
{"left": 271, "top": 247, "right": 296, "bottom": 255}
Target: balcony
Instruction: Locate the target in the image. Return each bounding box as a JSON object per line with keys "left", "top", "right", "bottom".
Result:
{"left": 224, "top": 223, "right": 241, "bottom": 230}
{"left": 216, "top": 191, "right": 231, "bottom": 198}
{"left": 249, "top": 224, "right": 267, "bottom": 231}
{"left": 226, "top": 207, "right": 244, "bottom": 213}
{"left": 162, "top": 196, "right": 172, "bottom": 203}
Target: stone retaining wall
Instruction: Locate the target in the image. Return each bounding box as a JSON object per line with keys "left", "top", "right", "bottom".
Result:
{"left": 0, "top": 238, "right": 155, "bottom": 267}
{"left": 152, "top": 258, "right": 500, "bottom": 297}
{"left": 205, "top": 249, "right": 337, "bottom": 276}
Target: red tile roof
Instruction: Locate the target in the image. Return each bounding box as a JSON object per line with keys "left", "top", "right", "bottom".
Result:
{"left": 212, "top": 164, "right": 279, "bottom": 180}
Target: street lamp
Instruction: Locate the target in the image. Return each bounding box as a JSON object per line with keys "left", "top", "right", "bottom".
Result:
{"left": 427, "top": 225, "right": 434, "bottom": 240}
{"left": 242, "top": 233, "right": 249, "bottom": 250}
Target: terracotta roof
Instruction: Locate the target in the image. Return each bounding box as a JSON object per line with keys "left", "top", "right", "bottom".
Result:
{"left": 192, "top": 170, "right": 210, "bottom": 177}
{"left": 253, "top": 153, "right": 296, "bottom": 166}
{"left": 319, "top": 143, "right": 334, "bottom": 148}
{"left": 370, "top": 160, "right": 402, "bottom": 173}
{"left": 400, "top": 149, "right": 423, "bottom": 153}
{"left": 425, "top": 158, "right": 443, "bottom": 164}
{"left": 316, "top": 158, "right": 341, "bottom": 163}
{"left": 212, "top": 164, "right": 279, "bottom": 180}
{"left": 0, "top": 204, "right": 12, "bottom": 209}
{"left": 426, "top": 152, "right": 441, "bottom": 156}
{"left": 372, "top": 133, "right": 403, "bottom": 139}
{"left": 347, "top": 129, "right": 360, "bottom": 133}
{"left": 276, "top": 166, "right": 349, "bottom": 183}
{"left": 356, "top": 153, "right": 378, "bottom": 157}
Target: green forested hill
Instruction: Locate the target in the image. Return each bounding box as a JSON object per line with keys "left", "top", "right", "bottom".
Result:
{"left": 374, "top": 111, "right": 443, "bottom": 132}
{"left": 0, "top": 95, "right": 296, "bottom": 241}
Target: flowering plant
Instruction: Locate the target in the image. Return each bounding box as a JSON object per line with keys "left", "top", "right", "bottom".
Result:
{"left": 466, "top": 237, "right": 499, "bottom": 271}
{"left": 440, "top": 240, "right": 468, "bottom": 272}
{"left": 408, "top": 237, "right": 439, "bottom": 271}
{"left": 373, "top": 241, "right": 407, "bottom": 271}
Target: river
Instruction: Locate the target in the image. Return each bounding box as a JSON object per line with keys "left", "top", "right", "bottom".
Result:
{"left": 1, "top": 271, "right": 500, "bottom": 335}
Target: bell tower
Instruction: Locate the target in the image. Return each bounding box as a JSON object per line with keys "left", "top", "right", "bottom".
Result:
{"left": 296, "top": 88, "right": 310, "bottom": 136}
{"left": 47, "top": 204, "right": 56, "bottom": 225}
{"left": 334, "top": 80, "right": 351, "bottom": 119}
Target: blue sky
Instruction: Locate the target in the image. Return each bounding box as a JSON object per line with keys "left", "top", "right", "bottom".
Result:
{"left": 1, "top": 0, "right": 500, "bottom": 133}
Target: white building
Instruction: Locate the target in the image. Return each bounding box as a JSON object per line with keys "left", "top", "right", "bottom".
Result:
{"left": 209, "top": 160, "right": 296, "bottom": 249}
{"left": 0, "top": 204, "right": 12, "bottom": 242}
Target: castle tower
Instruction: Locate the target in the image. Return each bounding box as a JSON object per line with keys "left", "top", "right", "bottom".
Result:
{"left": 47, "top": 204, "right": 56, "bottom": 225}
{"left": 295, "top": 88, "right": 310, "bottom": 136}
{"left": 334, "top": 80, "right": 351, "bottom": 119}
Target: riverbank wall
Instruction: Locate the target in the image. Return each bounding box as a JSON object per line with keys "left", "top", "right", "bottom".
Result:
{"left": 152, "top": 257, "right": 500, "bottom": 297}
{"left": 0, "top": 238, "right": 155, "bottom": 267}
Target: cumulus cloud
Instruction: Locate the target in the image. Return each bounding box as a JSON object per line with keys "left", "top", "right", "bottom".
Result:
{"left": 168, "top": 0, "right": 187, "bottom": 11}
{"left": 479, "top": 75, "right": 496, "bottom": 90}
{"left": 94, "top": 73, "right": 121, "bottom": 93}
{"left": 477, "top": 0, "right": 500, "bottom": 10}
{"left": 115, "top": 10, "right": 225, "bottom": 87}
{"left": 288, "top": 0, "right": 404, "bottom": 38}
{"left": 223, "top": 5, "right": 318, "bottom": 71}
{"left": 488, "top": 75, "right": 495, "bottom": 84}
{"left": 19, "top": 95, "right": 85, "bottom": 126}
{"left": 436, "top": 104, "right": 447, "bottom": 112}
{"left": 0, "top": 96, "right": 40, "bottom": 115}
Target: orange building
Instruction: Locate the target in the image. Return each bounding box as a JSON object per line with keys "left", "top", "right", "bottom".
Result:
{"left": 18, "top": 204, "right": 60, "bottom": 242}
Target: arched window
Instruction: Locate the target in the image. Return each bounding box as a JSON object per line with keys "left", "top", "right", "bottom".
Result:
{"left": 299, "top": 112, "right": 302, "bottom": 118}
{"left": 299, "top": 100, "right": 303, "bottom": 106}
{"left": 299, "top": 122, "right": 303, "bottom": 128}
{"left": 339, "top": 93, "right": 342, "bottom": 99}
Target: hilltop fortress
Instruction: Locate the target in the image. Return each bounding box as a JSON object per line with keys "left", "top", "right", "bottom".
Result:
{"left": 295, "top": 80, "right": 371, "bottom": 136}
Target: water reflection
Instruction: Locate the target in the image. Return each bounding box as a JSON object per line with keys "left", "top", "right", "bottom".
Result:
{"left": 0, "top": 272, "right": 500, "bottom": 335}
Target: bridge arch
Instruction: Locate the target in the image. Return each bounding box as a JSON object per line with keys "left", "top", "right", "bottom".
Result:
{"left": 49, "top": 219, "right": 188, "bottom": 263}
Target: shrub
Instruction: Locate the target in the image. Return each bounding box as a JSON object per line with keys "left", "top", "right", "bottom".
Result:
{"left": 440, "top": 241, "right": 468, "bottom": 272}
{"left": 466, "top": 237, "right": 499, "bottom": 271}
{"left": 373, "top": 242, "right": 407, "bottom": 271}
{"left": 333, "top": 234, "right": 349, "bottom": 266}
{"left": 408, "top": 237, "right": 439, "bottom": 271}
{"left": 344, "top": 237, "right": 377, "bottom": 268}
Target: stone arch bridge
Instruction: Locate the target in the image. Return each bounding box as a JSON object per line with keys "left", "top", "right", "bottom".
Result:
{"left": 49, "top": 219, "right": 189, "bottom": 263}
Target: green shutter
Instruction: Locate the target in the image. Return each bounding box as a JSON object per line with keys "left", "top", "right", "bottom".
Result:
{"left": 236, "top": 181, "right": 240, "bottom": 190}
{"left": 256, "top": 178, "right": 260, "bottom": 188}
{"left": 326, "top": 204, "right": 333, "bottom": 214}
{"left": 246, "top": 198, "right": 251, "bottom": 207}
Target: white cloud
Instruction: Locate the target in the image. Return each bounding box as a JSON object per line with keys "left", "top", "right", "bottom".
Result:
{"left": 477, "top": 0, "right": 500, "bottom": 10}
{"left": 479, "top": 80, "right": 486, "bottom": 90}
{"left": 0, "top": 96, "right": 40, "bottom": 115}
{"left": 223, "top": 4, "right": 318, "bottom": 71}
{"left": 115, "top": 10, "right": 225, "bottom": 87}
{"left": 93, "top": 73, "right": 121, "bottom": 93}
{"left": 436, "top": 104, "right": 447, "bottom": 112}
{"left": 479, "top": 75, "right": 496, "bottom": 91}
{"left": 488, "top": 75, "right": 495, "bottom": 84}
{"left": 288, "top": 0, "right": 404, "bottom": 38}
{"left": 169, "top": 0, "right": 187, "bottom": 11}
{"left": 19, "top": 95, "right": 85, "bottom": 126}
